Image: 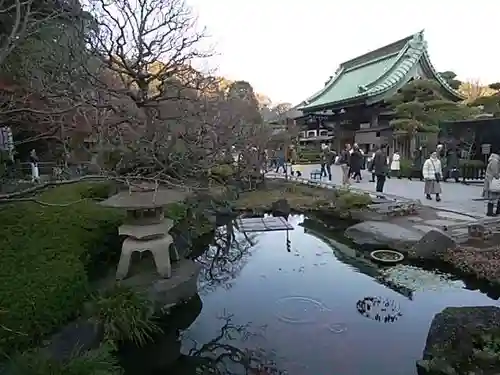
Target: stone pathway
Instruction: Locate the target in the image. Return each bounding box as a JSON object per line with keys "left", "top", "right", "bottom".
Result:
{"left": 267, "top": 164, "right": 486, "bottom": 217}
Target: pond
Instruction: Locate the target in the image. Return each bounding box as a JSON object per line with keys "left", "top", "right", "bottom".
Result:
{"left": 121, "top": 214, "right": 500, "bottom": 375}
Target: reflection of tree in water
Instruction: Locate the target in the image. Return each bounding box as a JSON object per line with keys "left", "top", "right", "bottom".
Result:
{"left": 196, "top": 222, "right": 258, "bottom": 293}
{"left": 182, "top": 313, "right": 285, "bottom": 375}
{"left": 356, "top": 296, "right": 403, "bottom": 323}
{"left": 120, "top": 296, "right": 284, "bottom": 374}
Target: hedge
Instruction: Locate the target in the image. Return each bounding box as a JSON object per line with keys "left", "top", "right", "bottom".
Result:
{"left": 0, "top": 182, "right": 124, "bottom": 354}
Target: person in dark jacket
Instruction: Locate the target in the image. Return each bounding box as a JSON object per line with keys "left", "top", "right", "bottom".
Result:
{"left": 409, "top": 147, "right": 424, "bottom": 181}
{"left": 320, "top": 146, "right": 335, "bottom": 180}
{"left": 275, "top": 147, "right": 286, "bottom": 173}
{"left": 445, "top": 147, "right": 459, "bottom": 182}
{"left": 349, "top": 144, "right": 363, "bottom": 183}
{"left": 372, "top": 144, "right": 388, "bottom": 193}
{"left": 339, "top": 144, "right": 351, "bottom": 186}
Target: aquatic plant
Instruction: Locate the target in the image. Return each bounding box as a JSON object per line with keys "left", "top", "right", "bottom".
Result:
{"left": 86, "top": 284, "right": 161, "bottom": 349}
{"left": 380, "top": 265, "right": 464, "bottom": 292}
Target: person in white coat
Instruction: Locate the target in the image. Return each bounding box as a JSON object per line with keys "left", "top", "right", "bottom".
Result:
{"left": 422, "top": 151, "right": 442, "bottom": 201}
{"left": 390, "top": 151, "right": 401, "bottom": 178}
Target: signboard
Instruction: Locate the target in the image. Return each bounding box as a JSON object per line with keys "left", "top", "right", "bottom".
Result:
{"left": 481, "top": 143, "right": 492, "bottom": 155}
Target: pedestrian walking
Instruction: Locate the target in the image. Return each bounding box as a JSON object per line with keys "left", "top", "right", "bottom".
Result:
{"left": 367, "top": 148, "right": 377, "bottom": 182}
{"left": 422, "top": 152, "right": 442, "bottom": 201}
{"left": 390, "top": 150, "right": 401, "bottom": 179}
{"left": 482, "top": 152, "right": 500, "bottom": 216}
{"left": 409, "top": 147, "right": 424, "bottom": 181}
{"left": 275, "top": 147, "right": 286, "bottom": 173}
{"left": 29, "top": 148, "right": 40, "bottom": 183}
{"left": 320, "top": 145, "right": 335, "bottom": 180}
{"left": 349, "top": 144, "right": 363, "bottom": 183}
{"left": 372, "top": 144, "right": 388, "bottom": 194}
{"left": 338, "top": 144, "right": 351, "bottom": 186}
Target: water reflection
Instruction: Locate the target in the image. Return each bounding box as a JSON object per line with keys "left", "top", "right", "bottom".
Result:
{"left": 356, "top": 296, "right": 403, "bottom": 323}
{"left": 183, "top": 215, "right": 500, "bottom": 375}
{"left": 197, "top": 221, "right": 258, "bottom": 294}
{"left": 120, "top": 294, "right": 285, "bottom": 374}
{"left": 182, "top": 313, "right": 285, "bottom": 375}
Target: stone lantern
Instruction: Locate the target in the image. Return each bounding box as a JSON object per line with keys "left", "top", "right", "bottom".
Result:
{"left": 101, "top": 183, "right": 188, "bottom": 280}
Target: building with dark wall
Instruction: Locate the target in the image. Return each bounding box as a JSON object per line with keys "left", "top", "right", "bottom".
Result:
{"left": 296, "top": 31, "right": 464, "bottom": 156}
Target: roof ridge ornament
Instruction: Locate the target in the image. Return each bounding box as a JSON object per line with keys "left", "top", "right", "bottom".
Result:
{"left": 409, "top": 32, "right": 424, "bottom": 49}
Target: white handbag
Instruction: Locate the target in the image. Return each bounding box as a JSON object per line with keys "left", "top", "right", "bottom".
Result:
{"left": 490, "top": 178, "right": 500, "bottom": 192}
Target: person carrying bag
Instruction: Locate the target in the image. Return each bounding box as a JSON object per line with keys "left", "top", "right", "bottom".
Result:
{"left": 422, "top": 151, "right": 442, "bottom": 201}
{"left": 483, "top": 153, "right": 500, "bottom": 216}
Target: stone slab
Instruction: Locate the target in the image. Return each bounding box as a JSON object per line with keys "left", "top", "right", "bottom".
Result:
{"left": 344, "top": 221, "right": 424, "bottom": 250}
{"left": 413, "top": 225, "right": 436, "bottom": 233}
{"left": 436, "top": 211, "right": 477, "bottom": 221}
{"left": 236, "top": 216, "right": 294, "bottom": 232}
{"left": 424, "top": 219, "right": 462, "bottom": 228}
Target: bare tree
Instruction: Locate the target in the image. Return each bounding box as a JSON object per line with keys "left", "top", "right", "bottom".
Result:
{"left": 271, "top": 102, "right": 292, "bottom": 117}
{"left": 460, "top": 79, "right": 495, "bottom": 103}
{"left": 77, "top": 0, "right": 271, "bottom": 188}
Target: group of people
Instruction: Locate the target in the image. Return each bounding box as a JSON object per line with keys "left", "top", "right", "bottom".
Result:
{"left": 318, "top": 143, "right": 365, "bottom": 183}
{"left": 338, "top": 143, "right": 444, "bottom": 201}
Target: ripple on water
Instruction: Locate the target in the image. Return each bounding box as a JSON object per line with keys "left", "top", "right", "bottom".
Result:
{"left": 274, "top": 296, "right": 331, "bottom": 324}
{"left": 274, "top": 297, "right": 348, "bottom": 334}
{"left": 326, "top": 322, "right": 348, "bottom": 334}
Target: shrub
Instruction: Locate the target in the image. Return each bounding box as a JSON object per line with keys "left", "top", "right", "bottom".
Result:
{"left": 0, "top": 183, "right": 124, "bottom": 354}
{"left": 8, "top": 344, "right": 122, "bottom": 375}
{"left": 79, "top": 181, "right": 116, "bottom": 200}
{"left": 164, "top": 202, "right": 189, "bottom": 223}
{"left": 459, "top": 159, "right": 485, "bottom": 168}
{"left": 399, "top": 159, "right": 413, "bottom": 178}
{"left": 86, "top": 284, "right": 160, "bottom": 348}
{"left": 298, "top": 150, "right": 321, "bottom": 163}
{"left": 210, "top": 164, "right": 235, "bottom": 179}
{"left": 335, "top": 191, "right": 372, "bottom": 210}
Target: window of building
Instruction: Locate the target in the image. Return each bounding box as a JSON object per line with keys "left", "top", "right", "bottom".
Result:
{"left": 307, "top": 130, "right": 316, "bottom": 137}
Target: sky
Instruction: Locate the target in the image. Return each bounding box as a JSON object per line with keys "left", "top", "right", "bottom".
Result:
{"left": 185, "top": 0, "right": 498, "bottom": 106}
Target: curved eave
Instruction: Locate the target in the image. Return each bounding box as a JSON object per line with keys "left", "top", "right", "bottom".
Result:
{"left": 298, "top": 31, "right": 465, "bottom": 112}
{"left": 299, "top": 66, "right": 346, "bottom": 109}
{"left": 363, "top": 43, "right": 424, "bottom": 102}
{"left": 299, "top": 96, "right": 367, "bottom": 113}
{"left": 299, "top": 34, "right": 425, "bottom": 112}
{"left": 420, "top": 49, "right": 466, "bottom": 101}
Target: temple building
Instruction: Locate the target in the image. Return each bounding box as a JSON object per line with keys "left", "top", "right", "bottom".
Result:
{"left": 296, "top": 31, "right": 464, "bottom": 156}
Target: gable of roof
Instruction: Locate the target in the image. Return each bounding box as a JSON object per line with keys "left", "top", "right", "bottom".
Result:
{"left": 298, "top": 31, "right": 464, "bottom": 112}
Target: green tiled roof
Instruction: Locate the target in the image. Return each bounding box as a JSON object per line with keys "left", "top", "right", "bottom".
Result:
{"left": 298, "top": 31, "right": 464, "bottom": 112}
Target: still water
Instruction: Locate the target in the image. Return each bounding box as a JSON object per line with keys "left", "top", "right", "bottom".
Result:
{"left": 125, "top": 215, "right": 500, "bottom": 375}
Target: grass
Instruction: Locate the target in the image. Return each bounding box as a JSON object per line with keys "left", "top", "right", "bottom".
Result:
{"left": 0, "top": 182, "right": 124, "bottom": 354}
{"left": 233, "top": 181, "right": 372, "bottom": 212}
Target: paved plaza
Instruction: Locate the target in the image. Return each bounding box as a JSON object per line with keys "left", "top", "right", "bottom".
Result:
{"left": 267, "top": 163, "right": 487, "bottom": 218}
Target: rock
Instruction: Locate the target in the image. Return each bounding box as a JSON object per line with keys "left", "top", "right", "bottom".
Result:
{"left": 43, "top": 319, "right": 104, "bottom": 362}
{"left": 271, "top": 198, "right": 291, "bottom": 217}
{"left": 418, "top": 306, "right": 500, "bottom": 375}
{"left": 344, "top": 221, "right": 424, "bottom": 251}
{"left": 119, "top": 294, "right": 203, "bottom": 373}
{"left": 122, "top": 259, "right": 201, "bottom": 313}
{"left": 409, "top": 229, "right": 456, "bottom": 260}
